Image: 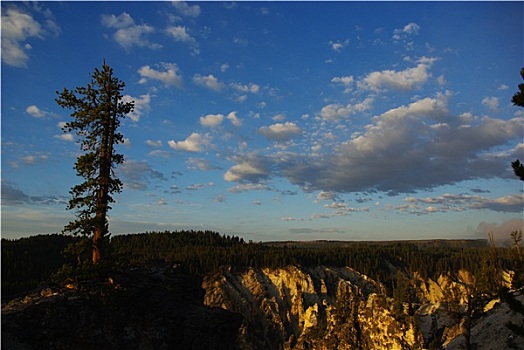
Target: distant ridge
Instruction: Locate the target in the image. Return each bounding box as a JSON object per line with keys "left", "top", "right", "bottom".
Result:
{"left": 263, "top": 238, "right": 488, "bottom": 249}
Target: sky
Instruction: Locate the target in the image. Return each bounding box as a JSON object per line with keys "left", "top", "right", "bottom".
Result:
{"left": 1, "top": 1, "right": 523, "bottom": 242}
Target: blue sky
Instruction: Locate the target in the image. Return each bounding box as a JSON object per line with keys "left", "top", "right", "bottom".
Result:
{"left": 2, "top": 1, "right": 523, "bottom": 242}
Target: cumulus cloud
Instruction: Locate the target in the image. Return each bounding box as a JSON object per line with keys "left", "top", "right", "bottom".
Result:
{"left": 1, "top": 5, "right": 59, "bottom": 67}
{"left": 472, "top": 194, "right": 524, "bottom": 213}
{"left": 358, "top": 57, "right": 436, "bottom": 92}
{"left": 258, "top": 122, "right": 302, "bottom": 142}
{"left": 269, "top": 93, "right": 524, "bottom": 196}
{"left": 331, "top": 76, "right": 354, "bottom": 93}
{"left": 192, "top": 74, "right": 225, "bottom": 91}
{"left": 166, "top": 25, "right": 192, "bottom": 42}
{"left": 227, "top": 111, "right": 242, "bottom": 127}
{"left": 101, "top": 12, "right": 160, "bottom": 50}
{"left": 230, "top": 82, "right": 260, "bottom": 94}
{"left": 138, "top": 63, "right": 183, "bottom": 88}
{"left": 198, "top": 112, "right": 241, "bottom": 128}
{"left": 200, "top": 114, "right": 224, "bottom": 127}
{"left": 482, "top": 96, "right": 499, "bottom": 112}
{"left": 320, "top": 97, "right": 374, "bottom": 122}
{"left": 172, "top": 1, "right": 201, "bottom": 18}
{"left": 224, "top": 154, "right": 270, "bottom": 183}
{"left": 122, "top": 94, "right": 151, "bottom": 122}
{"left": 54, "top": 133, "right": 74, "bottom": 142}
{"left": 316, "top": 191, "right": 339, "bottom": 202}
{"left": 166, "top": 25, "right": 199, "bottom": 54}
{"left": 26, "top": 105, "right": 45, "bottom": 118}
{"left": 168, "top": 132, "right": 212, "bottom": 152}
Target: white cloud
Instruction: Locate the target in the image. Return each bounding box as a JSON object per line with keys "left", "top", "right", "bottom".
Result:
{"left": 393, "top": 22, "right": 421, "bottom": 40}
{"left": 358, "top": 57, "right": 436, "bottom": 92}
{"left": 168, "top": 132, "right": 211, "bottom": 152}
{"left": 122, "top": 138, "right": 132, "bottom": 148}
{"left": 225, "top": 164, "right": 267, "bottom": 183}
{"left": 145, "top": 140, "right": 162, "bottom": 147}
{"left": 329, "top": 39, "right": 349, "bottom": 52}
{"left": 482, "top": 96, "right": 499, "bottom": 112}
{"left": 402, "top": 22, "right": 421, "bottom": 35}
{"left": 26, "top": 105, "right": 45, "bottom": 118}
{"left": 138, "top": 63, "right": 183, "bottom": 88}
{"left": 319, "top": 97, "right": 374, "bottom": 122}
{"left": 331, "top": 76, "right": 354, "bottom": 93}
{"left": 277, "top": 93, "right": 524, "bottom": 195}
{"left": 200, "top": 114, "right": 224, "bottom": 127}
{"left": 172, "top": 1, "right": 201, "bottom": 18}
{"left": 1, "top": 6, "right": 57, "bottom": 67}
{"left": 20, "top": 155, "right": 47, "bottom": 165}
{"left": 220, "top": 64, "right": 230, "bottom": 72}
{"left": 165, "top": 25, "right": 199, "bottom": 55}
{"left": 122, "top": 94, "right": 151, "bottom": 122}
{"left": 192, "top": 74, "right": 225, "bottom": 91}
{"left": 472, "top": 194, "right": 524, "bottom": 213}
{"left": 101, "top": 12, "right": 160, "bottom": 50}
{"left": 166, "top": 25, "right": 192, "bottom": 42}
{"left": 258, "top": 122, "right": 302, "bottom": 142}
{"left": 54, "top": 133, "right": 74, "bottom": 142}
{"left": 316, "top": 191, "right": 338, "bottom": 202}
{"left": 227, "top": 111, "right": 242, "bottom": 127}
{"left": 230, "top": 82, "right": 260, "bottom": 94}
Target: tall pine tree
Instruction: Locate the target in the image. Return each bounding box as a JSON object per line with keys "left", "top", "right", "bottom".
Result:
{"left": 56, "top": 63, "right": 134, "bottom": 264}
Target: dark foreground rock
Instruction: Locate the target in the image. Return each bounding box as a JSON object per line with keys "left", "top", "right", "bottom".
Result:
{"left": 2, "top": 265, "right": 242, "bottom": 350}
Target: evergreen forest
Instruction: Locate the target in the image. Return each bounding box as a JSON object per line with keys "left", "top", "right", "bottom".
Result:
{"left": 2, "top": 230, "right": 520, "bottom": 298}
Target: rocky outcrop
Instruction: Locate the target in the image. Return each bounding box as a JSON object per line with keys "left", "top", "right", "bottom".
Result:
{"left": 2, "top": 265, "right": 242, "bottom": 350}
{"left": 203, "top": 266, "right": 524, "bottom": 349}
{"left": 203, "top": 266, "right": 423, "bottom": 349}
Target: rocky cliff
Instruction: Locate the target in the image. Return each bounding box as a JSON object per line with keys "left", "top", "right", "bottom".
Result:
{"left": 203, "top": 266, "right": 524, "bottom": 350}
{"left": 203, "top": 266, "right": 423, "bottom": 349}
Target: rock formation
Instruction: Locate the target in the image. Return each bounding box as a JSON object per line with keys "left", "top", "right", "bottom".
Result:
{"left": 203, "top": 266, "right": 423, "bottom": 349}
{"left": 203, "top": 266, "right": 524, "bottom": 350}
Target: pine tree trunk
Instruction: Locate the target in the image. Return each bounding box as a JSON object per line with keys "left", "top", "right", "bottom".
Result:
{"left": 91, "top": 89, "right": 115, "bottom": 264}
{"left": 92, "top": 227, "right": 102, "bottom": 264}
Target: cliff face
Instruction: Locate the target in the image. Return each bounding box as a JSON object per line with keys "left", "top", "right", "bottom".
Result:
{"left": 203, "top": 266, "right": 423, "bottom": 350}
{"left": 203, "top": 266, "right": 524, "bottom": 350}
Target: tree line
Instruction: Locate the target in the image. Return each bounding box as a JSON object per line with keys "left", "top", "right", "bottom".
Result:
{"left": 2, "top": 230, "right": 519, "bottom": 297}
